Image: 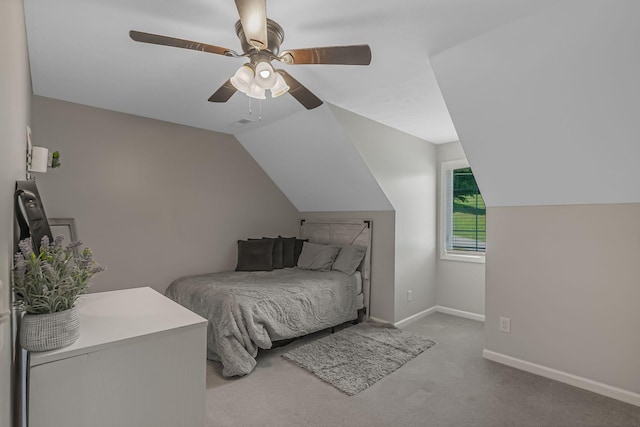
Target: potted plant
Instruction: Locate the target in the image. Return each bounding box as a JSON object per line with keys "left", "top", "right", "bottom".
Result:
{"left": 13, "top": 235, "right": 104, "bottom": 351}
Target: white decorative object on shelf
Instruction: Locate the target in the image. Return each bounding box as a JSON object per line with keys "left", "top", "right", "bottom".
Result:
{"left": 28, "top": 146, "right": 48, "bottom": 173}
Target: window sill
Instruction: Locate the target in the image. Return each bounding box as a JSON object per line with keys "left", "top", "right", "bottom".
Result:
{"left": 440, "top": 252, "right": 485, "bottom": 264}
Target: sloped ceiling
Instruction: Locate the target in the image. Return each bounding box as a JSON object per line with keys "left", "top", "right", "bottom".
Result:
{"left": 235, "top": 105, "right": 392, "bottom": 212}
{"left": 24, "top": 0, "right": 552, "bottom": 144}
{"left": 431, "top": 0, "right": 640, "bottom": 207}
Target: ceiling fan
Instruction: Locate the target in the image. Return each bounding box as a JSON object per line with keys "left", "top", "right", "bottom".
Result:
{"left": 129, "top": 0, "right": 372, "bottom": 110}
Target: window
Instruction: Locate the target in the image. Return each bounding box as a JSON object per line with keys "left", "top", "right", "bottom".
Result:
{"left": 440, "top": 160, "right": 486, "bottom": 262}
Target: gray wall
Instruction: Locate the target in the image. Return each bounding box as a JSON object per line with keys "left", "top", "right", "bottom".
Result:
{"left": 436, "top": 141, "right": 485, "bottom": 315}
{"left": 431, "top": 0, "right": 640, "bottom": 398}
{"left": 330, "top": 105, "right": 438, "bottom": 323}
{"left": 33, "top": 96, "right": 300, "bottom": 294}
{"left": 300, "top": 211, "right": 396, "bottom": 323}
{"left": 0, "top": 0, "right": 31, "bottom": 424}
{"left": 486, "top": 204, "right": 640, "bottom": 394}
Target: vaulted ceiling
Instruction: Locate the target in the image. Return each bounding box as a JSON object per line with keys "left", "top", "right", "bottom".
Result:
{"left": 431, "top": 0, "right": 640, "bottom": 206}
{"left": 24, "top": 1, "right": 640, "bottom": 209}
{"left": 24, "top": 0, "right": 553, "bottom": 144}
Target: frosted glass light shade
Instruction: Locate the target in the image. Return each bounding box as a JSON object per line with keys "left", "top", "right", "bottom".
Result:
{"left": 247, "top": 82, "right": 266, "bottom": 99}
{"left": 270, "top": 73, "right": 290, "bottom": 98}
{"left": 230, "top": 65, "right": 255, "bottom": 94}
{"left": 254, "top": 61, "right": 276, "bottom": 89}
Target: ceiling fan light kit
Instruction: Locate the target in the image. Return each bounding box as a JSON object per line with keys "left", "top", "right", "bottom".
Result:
{"left": 254, "top": 63, "right": 275, "bottom": 95}
{"left": 230, "top": 64, "right": 255, "bottom": 93}
{"left": 270, "top": 73, "right": 289, "bottom": 98}
{"left": 255, "top": 61, "right": 275, "bottom": 87}
{"left": 129, "top": 0, "right": 372, "bottom": 110}
{"left": 248, "top": 82, "right": 266, "bottom": 100}
{"left": 229, "top": 60, "right": 289, "bottom": 99}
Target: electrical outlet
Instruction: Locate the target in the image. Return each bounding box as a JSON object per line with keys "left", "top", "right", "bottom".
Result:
{"left": 499, "top": 317, "right": 511, "bottom": 333}
{"left": 407, "top": 290, "right": 413, "bottom": 302}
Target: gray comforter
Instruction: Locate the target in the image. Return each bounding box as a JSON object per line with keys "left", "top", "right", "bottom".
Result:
{"left": 165, "top": 268, "right": 358, "bottom": 377}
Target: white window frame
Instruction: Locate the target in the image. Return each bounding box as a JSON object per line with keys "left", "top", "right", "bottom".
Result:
{"left": 440, "top": 159, "right": 486, "bottom": 264}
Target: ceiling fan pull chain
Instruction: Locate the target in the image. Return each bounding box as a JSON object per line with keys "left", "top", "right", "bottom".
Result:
{"left": 248, "top": 96, "right": 252, "bottom": 117}
{"left": 259, "top": 100, "right": 262, "bottom": 122}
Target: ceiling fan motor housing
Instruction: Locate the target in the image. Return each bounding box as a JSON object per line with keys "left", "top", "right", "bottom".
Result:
{"left": 235, "top": 19, "right": 284, "bottom": 56}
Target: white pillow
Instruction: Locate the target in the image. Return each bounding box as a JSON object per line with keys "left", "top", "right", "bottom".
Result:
{"left": 297, "top": 242, "right": 341, "bottom": 271}
{"left": 332, "top": 245, "right": 367, "bottom": 275}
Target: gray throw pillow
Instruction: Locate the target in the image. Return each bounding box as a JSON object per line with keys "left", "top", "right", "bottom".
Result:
{"left": 235, "top": 239, "right": 275, "bottom": 271}
{"left": 278, "top": 236, "right": 296, "bottom": 268}
{"left": 332, "top": 245, "right": 367, "bottom": 275}
{"left": 297, "top": 242, "right": 341, "bottom": 272}
{"left": 248, "top": 237, "right": 284, "bottom": 269}
{"left": 262, "top": 237, "right": 284, "bottom": 269}
{"left": 293, "top": 238, "right": 308, "bottom": 265}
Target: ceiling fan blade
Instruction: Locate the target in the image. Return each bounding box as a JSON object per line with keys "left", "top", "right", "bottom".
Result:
{"left": 208, "top": 80, "right": 237, "bottom": 103}
{"left": 276, "top": 70, "right": 323, "bottom": 110}
{"left": 234, "top": 0, "right": 268, "bottom": 50}
{"left": 279, "top": 45, "right": 371, "bottom": 65}
{"left": 129, "top": 30, "right": 235, "bottom": 57}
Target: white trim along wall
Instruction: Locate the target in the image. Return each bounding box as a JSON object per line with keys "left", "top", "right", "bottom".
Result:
{"left": 373, "top": 305, "right": 485, "bottom": 329}
{"left": 483, "top": 350, "right": 640, "bottom": 407}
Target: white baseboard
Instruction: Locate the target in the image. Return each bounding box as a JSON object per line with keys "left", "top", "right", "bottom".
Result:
{"left": 436, "top": 306, "right": 485, "bottom": 322}
{"left": 393, "top": 306, "right": 438, "bottom": 328}
{"left": 368, "top": 316, "right": 393, "bottom": 325}
{"left": 392, "top": 305, "right": 485, "bottom": 328}
{"left": 483, "top": 350, "right": 640, "bottom": 407}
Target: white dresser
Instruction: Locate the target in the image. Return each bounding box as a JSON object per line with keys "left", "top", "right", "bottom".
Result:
{"left": 28, "top": 287, "right": 207, "bottom": 427}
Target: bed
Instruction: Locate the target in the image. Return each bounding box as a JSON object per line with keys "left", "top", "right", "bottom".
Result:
{"left": 165, "top": 219, "right": 372, "bottom": 377}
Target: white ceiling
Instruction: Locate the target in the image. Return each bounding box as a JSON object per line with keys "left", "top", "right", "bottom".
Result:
{"left": 431, "top": 0, "right": 640, "bottom": 206}
{"left": 24, "top": 0, "right": 551, "bottom": 144}
{"left": 236, "top": 105, "right": 392, "bottom": 212}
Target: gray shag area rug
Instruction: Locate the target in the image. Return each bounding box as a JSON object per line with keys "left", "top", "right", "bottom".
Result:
{"left": 282, "top": 321, "right": 435, "bottom": 395}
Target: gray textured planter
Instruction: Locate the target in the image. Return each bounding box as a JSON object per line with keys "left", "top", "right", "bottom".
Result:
{"left": 20, "top": 307, "right": 80, "bottom": 352}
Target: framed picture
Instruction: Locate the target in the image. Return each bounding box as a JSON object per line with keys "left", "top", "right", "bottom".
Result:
{"left": 49, "top": 218, "right": 79, "bottom": 255}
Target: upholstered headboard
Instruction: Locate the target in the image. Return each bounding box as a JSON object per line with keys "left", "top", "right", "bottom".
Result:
{"left": 300, "top": 218, "right": 372, "bottom": 319}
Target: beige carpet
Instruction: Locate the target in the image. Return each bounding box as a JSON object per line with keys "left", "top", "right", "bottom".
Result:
{"left": 205, "top": 313, "right": 640, "bottom": 427}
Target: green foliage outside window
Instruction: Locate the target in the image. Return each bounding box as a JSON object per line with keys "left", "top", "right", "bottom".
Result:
{"left": 452, "top": 168, "right": 486, "bottom": 249}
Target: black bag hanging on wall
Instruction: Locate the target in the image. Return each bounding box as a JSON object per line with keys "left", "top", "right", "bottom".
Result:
{"left": 14, "top": 180, "right": 53, "bottom": 253}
